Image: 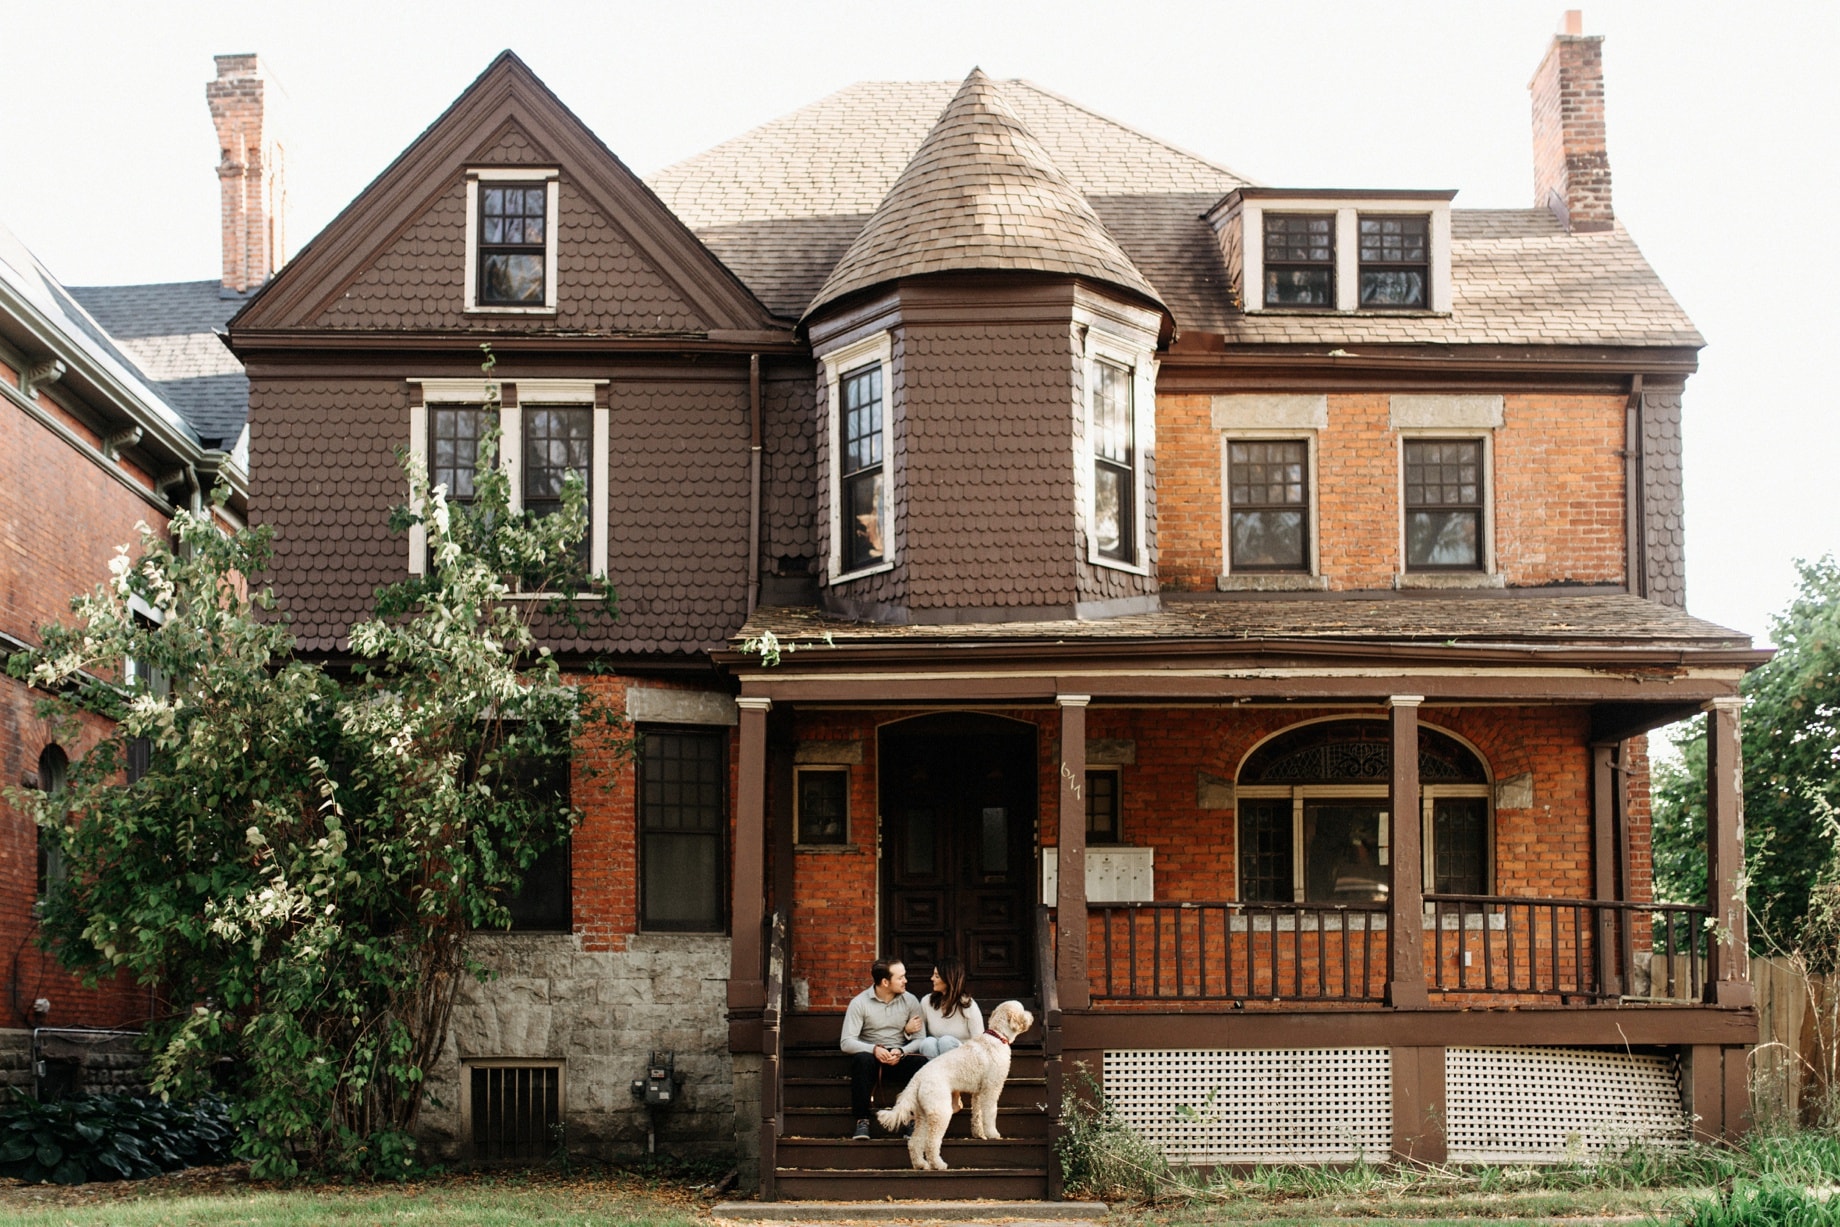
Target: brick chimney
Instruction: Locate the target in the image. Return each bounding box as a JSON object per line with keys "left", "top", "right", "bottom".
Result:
{"left": 1529, "top": 10, "right": 1613, "bottom": 232}
{"left": 206, "top": 54, "right": 287, "bottom": 295}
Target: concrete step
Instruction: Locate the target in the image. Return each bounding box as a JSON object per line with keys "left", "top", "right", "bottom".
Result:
{"left": 714, "top": 1201, "right": 1107, "bottom": 1222}
{"left": 776, "top": 1135, "right": 1047, "bottom": 1170}
{"left": 772, "top": 1166, "right": 1050, "bottom": 1201}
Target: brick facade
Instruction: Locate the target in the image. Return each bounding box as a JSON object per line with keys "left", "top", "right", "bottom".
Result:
{"left": 1156, "top": 391, "right": 1627, "bottom": 593}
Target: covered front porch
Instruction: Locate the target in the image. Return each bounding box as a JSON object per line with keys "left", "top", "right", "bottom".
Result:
{"left": 718, "top": 597, "right": 1766, "bottom": 1185}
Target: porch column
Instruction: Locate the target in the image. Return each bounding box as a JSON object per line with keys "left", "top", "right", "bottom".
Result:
{"left": 1705, "top": 697, "right": 1752, "bottom": 1007}
{"left": 730, "top": 696, "right": 772, "bottom": 1013}
{"left": 1591, "top": 744, "right": 1623, "bottom": 997}
{"left": 1058, "top": 694, "right": 1091, "bottom": 1010}
{"left": 1386, "top": 696, "right": 1428, "bottom": 1008}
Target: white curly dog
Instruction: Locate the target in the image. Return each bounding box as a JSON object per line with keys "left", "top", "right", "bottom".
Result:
{"left": 876, "top": 999, "right": 1035, "bottom": 1170}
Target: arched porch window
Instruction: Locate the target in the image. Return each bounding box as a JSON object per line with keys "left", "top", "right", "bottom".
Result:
{"left": 1235, "top": 719, "right": 1491, "bottom": 903}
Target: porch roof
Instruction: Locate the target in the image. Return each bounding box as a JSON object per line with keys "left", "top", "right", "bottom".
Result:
{"left": 733, "top": 593, "right": 1752, "bottom": 654}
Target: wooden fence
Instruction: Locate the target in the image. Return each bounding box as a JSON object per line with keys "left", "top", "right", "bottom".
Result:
{"left": 1749, "top": 955, "right": 1833, "bottom": 1125}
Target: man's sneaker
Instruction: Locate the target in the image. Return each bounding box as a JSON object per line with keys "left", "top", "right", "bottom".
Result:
{"left": 852, "top": 1118, "right": 871, "bottom": 1140}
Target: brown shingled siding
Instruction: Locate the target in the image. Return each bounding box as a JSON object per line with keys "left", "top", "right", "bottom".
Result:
{"left": 315, "top": 164, "right": 707, "bottom": 335}
{"left": 899, "top": 320, "right": 1080, "bottom": 612}
{"left": 1156, "top": 390, "right": 1628, "bottom": 591}
{"left": 761, "top": 365, "right": 818, "bottom": 575}
{"left": 250, "top": 375, "right": 753, "bottom": 656}
{"left": 559, "top": 376, "right": 754, "bottom": 653}
{"left": 249, "top": 379, "right": 411, "bottom": 651}
{"left": 1640, "top": 387, "right": 1686, "bottom": 608}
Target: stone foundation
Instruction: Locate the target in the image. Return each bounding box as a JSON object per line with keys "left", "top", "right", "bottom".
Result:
{"left": 422, "top": 932, "right": 734, "bottom": 1163}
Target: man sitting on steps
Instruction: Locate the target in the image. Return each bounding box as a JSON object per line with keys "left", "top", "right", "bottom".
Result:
{"left": 839, "top": 957, "right": 926, "bottom": 1140}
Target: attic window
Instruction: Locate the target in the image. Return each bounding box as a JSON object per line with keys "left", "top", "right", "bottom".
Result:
{"left": 1263, "top": 215, "right": 1335, "bottom": 307}
{"left": 465, "top": 169, "right": 560, "bottom": 313}
{"left": 1358, "top": 215, "right": 1429, "bottom": 309}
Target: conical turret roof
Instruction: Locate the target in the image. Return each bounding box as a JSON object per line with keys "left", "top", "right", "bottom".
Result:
{"left": 804, "top": 69, "right": 1163, "bottom": 320}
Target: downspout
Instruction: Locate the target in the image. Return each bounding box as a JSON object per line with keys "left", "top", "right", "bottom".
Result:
{"left": 747, "top": 353, "right": 763, "bottom": 615}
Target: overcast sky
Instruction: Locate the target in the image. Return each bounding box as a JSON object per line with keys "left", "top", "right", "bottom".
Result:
{"left": 2, "top": 0, "right": 1834, "bottom": 648}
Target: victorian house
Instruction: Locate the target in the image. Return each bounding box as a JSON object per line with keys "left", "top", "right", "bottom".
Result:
{"left": 224, "top": 14, "right": 1761, "bottom": 1194}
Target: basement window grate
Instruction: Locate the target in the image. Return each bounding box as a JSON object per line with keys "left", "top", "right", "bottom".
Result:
{"left": 1444, "top": 1046, "right": 1690, "bottom": 1163}
{"left": 466, "top": 1061, "right": 563, "bottom": 1163}
{"left": 1103, "top": 1048, "right": 1390, "bottom": 1164}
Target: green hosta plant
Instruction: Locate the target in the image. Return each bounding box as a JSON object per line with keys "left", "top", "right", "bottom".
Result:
{"left": 8, "top": 382, "right": 621, "bottom": 1179}
{"left": 0, "top": 1093, "right": 234, "bottom": 1184}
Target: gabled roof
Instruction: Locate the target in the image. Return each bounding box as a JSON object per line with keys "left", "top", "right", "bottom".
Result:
{"left": 805, "top": 70, "right": 1163, "bottom": 319}
{"left": 232, "top": 51, "right": 782, "bottom": 337}
{"left": 68, "top": 280, "right": 248, "bottom": 449}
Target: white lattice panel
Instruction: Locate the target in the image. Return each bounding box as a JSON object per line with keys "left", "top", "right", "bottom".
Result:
{"left": 1445, "top": 1047, "right": 1690, "bottom": 1163}
{"left": 1103, "top": 1049, "right": 1391, "bottom": 1164}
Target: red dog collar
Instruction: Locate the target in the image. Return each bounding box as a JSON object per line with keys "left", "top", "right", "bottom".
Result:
{"left": 984, "top": 1028, "right": 1011, "bottom": 1045}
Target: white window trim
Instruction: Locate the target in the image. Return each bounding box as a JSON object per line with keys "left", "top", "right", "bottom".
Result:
{"left": 1079, "top": 329, "right": 1156, "bottom": 575}
{"left": 818, "top": 330, "right": 895, "bottom": 584}
{"left": 794, "top": 765, "right": 851, "bottom": 846}
{"left": 407, "top": 378, "right": 607, "bottom": 577}
{"left": 1242, "top": 199, "right": 1452, "bottom": 314}
{"left": 1218, "top": 430, "right": 1321, "bottom": 582}
{"left": 1395, "top": 429, "right": 1498, "bottom": 583}
{"left": 464, "top": 168, "right": 561, "bottom": 315}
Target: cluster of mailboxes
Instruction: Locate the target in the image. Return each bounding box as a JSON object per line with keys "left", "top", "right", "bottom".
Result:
{"left": 1040, "top": 846, "right": 1155, "bottom": 903}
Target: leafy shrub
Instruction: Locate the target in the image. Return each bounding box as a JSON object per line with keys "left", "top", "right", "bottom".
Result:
{"left": 1056, "top": 1067, "right": 1170, "bottom": 1200}
{"left": 0, "top": 1093, "right": 235, "bottom": 1184}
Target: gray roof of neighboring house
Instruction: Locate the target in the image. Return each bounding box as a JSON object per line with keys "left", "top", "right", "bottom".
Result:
{"left": 807, "top": 70, "right": 1163, "bottom": 319}
{"left": 649, "top": 79, "right": 1702, "bottom": 347}
{"left": 0, "top": 222, "right": 199, "bottom": 444}
{"left": 67, "top": 280, "right": 250, "bottom": 449}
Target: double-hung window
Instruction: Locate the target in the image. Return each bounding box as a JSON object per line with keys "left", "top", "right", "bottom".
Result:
{"left": 1358, "top": 214, "right": 1430, "bottom": 309}
{"left": 432, "top": 405, "right": 490, "bottom": 507}
{"left": 1091, "top": 361, "right": 1135, "bottom": 563}
{"left": 1403, "top": 438, "right": 1485, "bottom": 570}
{"left": 498, "top": 749, "right": 573, "bottom": 932}
{"left": 1227, "top": 440, "right": 1309, "bottom": 571}
{"left": 639, "top": 728, "right": 727, "bottom": 932}
{"left": 1086, "top": 768, "right": 1121, "bottom": 844}
{"left": 523, "top": 405, "right": 594, "bottom": 568}
{"left": 839, "top": 365, "right": 886, "bottom": 573}
{"left": 1263, "top": 214, "right": 1335, "bottom": 307}
{"left": 465, "top": 169, "right": 559, "bottom": 313}
{"left": 795, "top": 767, "right": 849, "bottom": 847}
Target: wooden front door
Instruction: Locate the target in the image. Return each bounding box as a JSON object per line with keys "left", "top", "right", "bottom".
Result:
{"left": 881, "top": 716, "right": 1037, "bottom": 1003}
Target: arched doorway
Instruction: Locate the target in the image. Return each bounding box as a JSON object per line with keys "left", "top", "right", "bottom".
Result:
{"left": 1234, "top": 718, "right": 1492, "bottom": 904}
{"left": 879, "top": 713, "right": 1037, "bottom": 1002}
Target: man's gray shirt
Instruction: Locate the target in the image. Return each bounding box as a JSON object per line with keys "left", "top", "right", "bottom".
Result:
{"left": 839, "top": 988, "right": 921, "bottom": 1055}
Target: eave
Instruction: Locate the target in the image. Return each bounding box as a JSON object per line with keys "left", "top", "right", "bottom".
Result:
{"left": 1157, "top": 340, "right": 1702, "bottom": 393}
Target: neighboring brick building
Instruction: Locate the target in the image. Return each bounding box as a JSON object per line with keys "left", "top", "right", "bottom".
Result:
{"left": 221, "top": 13, "right": 1761, "bottom": 1190}
{"left": 0, "top": 217, "right": 248, "bottom": 1094}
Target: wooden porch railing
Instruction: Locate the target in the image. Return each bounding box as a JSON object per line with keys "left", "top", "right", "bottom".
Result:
{"left": 758, "top": 909, "right": 788, "bottom": 1199}
{"left": 1087, "top": 896, "right": 1713, "bottom": 1005}
{"left": 1425, "top": 894, "right": 1711, "bottom": 1001}
{"left": 1090, "top": 901, "right": 1390, "bottom": 1002}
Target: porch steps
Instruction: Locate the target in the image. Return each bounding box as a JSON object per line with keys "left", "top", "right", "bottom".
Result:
{"left": 771, "top": 1020, "right": 1056, "bottom": 1201}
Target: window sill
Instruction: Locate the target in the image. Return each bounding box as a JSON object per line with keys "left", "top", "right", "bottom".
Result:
{"left": 1088, "top": 550, "right": 1150, "bottom": 577}
{"left": 1217, "top": 573, "right": 1329, "bottom": 593}
{"left": 465, "top": 304, "right": 559, "bottom": 316}
{"left": 831, "top": 560, "right": 895, "bottom": 584}
{"left": 1393, "top": 572, "right": 1505, "bottom": 591}
{"left": 795, "top": 843, "right": 865, "bottom": 854}
{"left": 1247, "top": 307, "right": 1451, "bottom": 318}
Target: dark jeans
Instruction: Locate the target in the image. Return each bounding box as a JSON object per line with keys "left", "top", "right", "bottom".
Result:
{"left": 849, "top": 1050, "right": 926, "bottom": 1119}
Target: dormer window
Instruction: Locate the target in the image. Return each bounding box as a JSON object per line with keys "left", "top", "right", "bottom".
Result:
{"left": 1263, "top": 215, "right": 1335, "bottom": 307}
{"left": 818, "top": 331, "right": 895, "bottom": 582}
{"left": 1091, "top": 359, "right": 1135, "bottom": 561}
{"left": 1358, "top": 214, "right": 1430, "bottom": 309}
{"left": 464, "top": 169, "right": 560, "bottom": 313}
{"left": 1210, "top": 189, "right": 1454, "bottom": 314}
